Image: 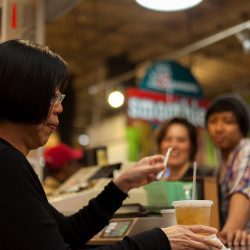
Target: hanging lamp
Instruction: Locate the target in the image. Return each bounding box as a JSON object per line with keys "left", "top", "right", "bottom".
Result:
{"left": 135, "top": 0, "right": 203, "bottom": 12}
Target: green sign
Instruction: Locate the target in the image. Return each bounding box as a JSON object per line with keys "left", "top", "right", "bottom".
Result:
{"left": 139, "top": 60, "right": 203, "bottom": 97}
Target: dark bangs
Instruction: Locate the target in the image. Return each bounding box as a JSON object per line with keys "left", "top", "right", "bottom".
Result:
{"left": 0, "top": 40, "right": 68, "bottom": 124}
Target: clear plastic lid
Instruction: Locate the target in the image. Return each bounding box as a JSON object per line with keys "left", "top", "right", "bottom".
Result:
{"left": 160, "top": 209, "right": 175, "bottom": 214}
{"left": 172, "top": 200, "right": 213, "bottom": 207}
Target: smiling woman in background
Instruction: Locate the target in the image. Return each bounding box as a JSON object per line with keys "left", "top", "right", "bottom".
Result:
{"left": 155, "top": 117, "right": 200, "bottom": 180}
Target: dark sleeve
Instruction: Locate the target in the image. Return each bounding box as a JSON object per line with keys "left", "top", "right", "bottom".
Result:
{"left": 0, "top": 150, "right": 71, "bottom": 250}
{"left": 51, "top": 187, "right": 171, "bottom": 249}
{"left": 0, "top": 148, "right": 170, "bottom": 250}
{"left": 84, "top": 228, "right": 171, "bottom": 250}
{"left": 50, "top": 181, "right": 128, "bottom": 247}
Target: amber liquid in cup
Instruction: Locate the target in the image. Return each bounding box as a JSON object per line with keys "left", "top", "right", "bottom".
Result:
{"left": 175, "top": 206, "right": 211, "bottom": 225}
{"left": 172, "top": 200, "right": 213, "bottom": 235}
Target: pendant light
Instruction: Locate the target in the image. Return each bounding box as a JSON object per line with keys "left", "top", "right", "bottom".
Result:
{"left": 108, "top": 90, "right": 125, "bottom": 108}
{"left": 135, "top": 0, "right": 203, "bottom": 12}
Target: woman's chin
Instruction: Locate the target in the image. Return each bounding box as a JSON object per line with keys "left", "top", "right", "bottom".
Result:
{"left": 169, "top": 162, "right": 184, "bottom": 169}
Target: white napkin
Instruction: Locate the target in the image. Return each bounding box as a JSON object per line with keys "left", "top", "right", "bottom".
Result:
{"left": 206, "top": 234, "right": 230, "bottom": 250}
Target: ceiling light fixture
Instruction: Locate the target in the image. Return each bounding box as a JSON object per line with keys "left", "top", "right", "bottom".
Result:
{"left": 135, "top": 0, "right": 203, "bottom": 12}
{"left": 108, "top": 90, "right": 124, "bottom": 108}
{"left": 78, "top": 134, "right": 90, "bottom": 146}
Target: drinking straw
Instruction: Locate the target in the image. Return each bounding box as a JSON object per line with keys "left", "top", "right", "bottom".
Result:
{"left": 192, "top": 162, "right": 197, "bottom": 200}
{"left": 156, "top": 147, "right": 173, "bottom": 180}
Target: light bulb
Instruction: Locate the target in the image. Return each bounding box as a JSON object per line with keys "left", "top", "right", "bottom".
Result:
{"left": 78, "top": 134, "right": 90, "bottom": 146}
{"left": 108, "top": 91, "right": 124, "bottom": 108}
{"left": 135, "top": 0, "right": 203, "bottom": 12}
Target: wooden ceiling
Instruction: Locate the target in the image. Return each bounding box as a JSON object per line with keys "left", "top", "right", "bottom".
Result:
{"left": 45, "top": 0, "right": 250, "bottom": 132}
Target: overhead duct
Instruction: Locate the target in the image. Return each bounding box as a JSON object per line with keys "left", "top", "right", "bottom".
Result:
{"left": 45, "top": 0, "right": 81, "bottom": 22}
{"left": 88, "top": 20, "right": 250, "bottom": 95}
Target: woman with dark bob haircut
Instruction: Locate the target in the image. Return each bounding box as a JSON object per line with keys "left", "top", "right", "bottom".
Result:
{"left": 0, "top": 40, "right": 68, "bottom": 124}
{"left": 155, "top": 117, "right": 199, "bottom": 180}
{"left": 0, "top": 40, "right": 222, "bottom": 250}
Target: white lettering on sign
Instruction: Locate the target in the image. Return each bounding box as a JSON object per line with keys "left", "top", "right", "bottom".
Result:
{"left": 128, "top": 97, "right": 206, "bottom": 127}
{"left": 146, "top": 63, "right": 200, "bottom": 94}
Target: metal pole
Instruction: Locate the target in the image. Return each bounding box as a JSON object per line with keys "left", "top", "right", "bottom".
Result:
{"left": 88, "top": 20, "right": 250, "bottom": 95}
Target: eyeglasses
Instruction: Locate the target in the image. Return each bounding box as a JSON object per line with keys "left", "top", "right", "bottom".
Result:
{"left": 50, "top": 92, "right": 66, "bottom": 106}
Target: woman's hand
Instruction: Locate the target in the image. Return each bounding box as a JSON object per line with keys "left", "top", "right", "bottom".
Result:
{"left": 161, "top": 225, "right": 223, "bottom": 250}
{"left": 219, "top": 193, "right": 250, "bottom": 246}
{"left": 113, "top": 155, "right": 165, "bottom": 193}
{"left": 218, "top": 229, "right": 250, "bottom": 247}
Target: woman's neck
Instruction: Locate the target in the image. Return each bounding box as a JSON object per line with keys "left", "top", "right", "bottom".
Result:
{"left": 0, "top": 121, "right": 29, "bottom": 156}
{"left": 168, "top": 162, "right": 190, "bottom": 180}
{"left": 221, "top": 150, "right": 231, "bottom": 162}
{"left": 221, "top": 139, "right": 242, "bottom": 162}
{"left": 219, "top": 139, "right": 242, "bottom": 183}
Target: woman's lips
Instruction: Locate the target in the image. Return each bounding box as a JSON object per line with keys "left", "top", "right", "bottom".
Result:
{"left": 169, "top": 151, "right": 180, "bottom": 158}
{"left": 213, "top": 136, "right": 224, "bottom": 143}
{"left": 47, "top": 124, "right": 58, "bottom": 130}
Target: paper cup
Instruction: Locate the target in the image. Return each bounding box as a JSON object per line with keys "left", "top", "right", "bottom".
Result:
{"left": 172, "top": 200, "right": 213, "bottom": 226}
{"left": 160, "top": 209, "right": 176, "bottom": 227}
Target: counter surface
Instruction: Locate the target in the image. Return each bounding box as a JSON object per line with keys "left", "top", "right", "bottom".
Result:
{"left": 230, "top": 247, "right": 250, "bottom": 250}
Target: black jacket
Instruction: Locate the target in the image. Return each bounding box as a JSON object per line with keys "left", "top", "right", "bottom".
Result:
{"left": 0, "top": 138, "right": 171, "bottom": 250}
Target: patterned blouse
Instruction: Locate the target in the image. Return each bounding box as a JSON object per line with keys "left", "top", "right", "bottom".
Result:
{"left": 219, "top": 138, "right": 250, "bottom": 227}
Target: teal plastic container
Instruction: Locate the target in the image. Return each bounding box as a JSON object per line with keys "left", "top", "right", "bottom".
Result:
{"left": 144, "top": 180, "right": 202, "bottom": 209}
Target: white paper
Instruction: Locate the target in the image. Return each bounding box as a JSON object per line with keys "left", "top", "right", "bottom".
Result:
{"left": 206, "top": 234, "right": 229, "bottom": 250}
{"left": 156, "top": 147, "right": 172, "bottom": 180}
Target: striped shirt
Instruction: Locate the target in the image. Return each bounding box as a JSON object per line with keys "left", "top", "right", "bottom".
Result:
{"left": 219, "top": 138, "right": 250, "bottom": 226}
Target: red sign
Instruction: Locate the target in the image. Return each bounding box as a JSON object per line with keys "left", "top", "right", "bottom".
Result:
{"left": 11, "top": 3, "right": 17, "bottom": 29}
{"left": 126, "top": 88, "right": 209, "bottom": 127}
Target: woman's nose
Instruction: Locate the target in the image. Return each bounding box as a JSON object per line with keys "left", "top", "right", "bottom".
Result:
{"left": 53, "top": 102, "right": 63, "bottom": 115}
{"left": 167, "top": 141, "right": 177, "bottom": 150}
{"left": 214, "top": 121, "right": 224, "bottom": 132}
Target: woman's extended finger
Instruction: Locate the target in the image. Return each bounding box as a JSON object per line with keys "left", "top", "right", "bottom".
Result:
{"left": 139, "top": 162, "right": 165, "bottom": 176}
{"left": 239, "top": 230, "right": 247, "bottom": 246}
{"left": 247, "top": 234, "right": 250, "bottom": 246}
{"left": 184, "top": 225, "right": 218, "bottom": 235}
{"left": 234, "top": 230, "right": 242, "bottom": 246}
{"left": 226, "top": 231, "right": 234, "bottom": 247}
{"left": 147, "top": 154, "right": 164, "bottom": 164}
{"left": 185, "top": 239, "right": 211, "bottom": 250}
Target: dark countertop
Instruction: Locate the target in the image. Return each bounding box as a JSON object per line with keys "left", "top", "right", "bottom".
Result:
{"left": 230, "top": 246, "right": 250, "bottom": 250}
